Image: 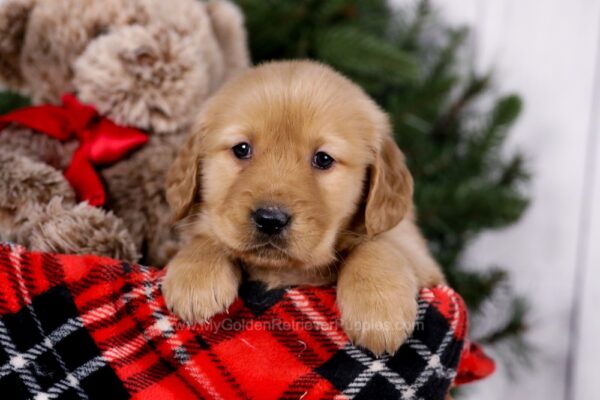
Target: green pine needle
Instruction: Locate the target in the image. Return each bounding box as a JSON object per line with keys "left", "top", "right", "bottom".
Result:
{"left": 0, "top": 91, "right": 30, "bottom": 114}
{"left": 316, "top": 26, "right": 420, "bottom": 84}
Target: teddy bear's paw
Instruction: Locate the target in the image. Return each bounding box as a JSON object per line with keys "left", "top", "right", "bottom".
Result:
{"left": 0, "top": 150, "right": 76, "bottom": 212}
{"left": 28, "top": 200, "right": 140, "bottom": 262}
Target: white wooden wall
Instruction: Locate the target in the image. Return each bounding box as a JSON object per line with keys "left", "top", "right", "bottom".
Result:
{"left": 389, "top": 1, "right": 600, "bottom": 398}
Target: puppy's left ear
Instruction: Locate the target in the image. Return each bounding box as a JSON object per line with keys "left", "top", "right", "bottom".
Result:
{"left": 166, "top": 129, "right": 203, "bottom": 222}
{"left": 365, "top": 135, "right": 414, "bottom": 236}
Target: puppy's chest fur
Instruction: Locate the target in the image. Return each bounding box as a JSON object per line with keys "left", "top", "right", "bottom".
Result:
{"left": 238, "top": 234, "right": 362, "bottom": 289}
{"left": 240, "top": 260, "right": 341, "bottom": 289}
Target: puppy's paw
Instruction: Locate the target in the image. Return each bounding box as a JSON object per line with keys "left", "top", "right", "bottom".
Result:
{"left": 339, "top": 290, "right": 418, "bottom": 356}
{"left": 162, "top": 258, "right": 240, "bottom": 323}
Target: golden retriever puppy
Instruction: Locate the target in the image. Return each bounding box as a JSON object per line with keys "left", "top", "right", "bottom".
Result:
{"left": 163, "top": 60, "right": 444, "bottom": 355}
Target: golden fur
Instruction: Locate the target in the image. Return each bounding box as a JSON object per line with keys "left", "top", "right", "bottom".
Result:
{"left": 163, "top": 60, "right": 444, "bottom": 355}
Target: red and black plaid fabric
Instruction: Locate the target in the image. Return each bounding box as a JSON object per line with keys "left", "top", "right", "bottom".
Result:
{"left": 0, "top": 243, "right": 494, "bottom": 399}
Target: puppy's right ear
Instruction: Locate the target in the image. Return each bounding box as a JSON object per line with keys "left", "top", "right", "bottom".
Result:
{"left": 0, "top": 0, "right": 35, "bottom": 88}
{"left": 364, "top": 135, "right": 414, "bottom": 237}
{"left": 166, "top": 128, "right": 204, "bottom": 222}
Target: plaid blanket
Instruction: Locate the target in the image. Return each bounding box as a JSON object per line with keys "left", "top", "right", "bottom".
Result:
{"left": 0, "top": 244, "right": 494, "bottom": 399}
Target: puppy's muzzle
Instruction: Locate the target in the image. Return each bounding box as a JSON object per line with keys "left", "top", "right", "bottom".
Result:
{"left": 251, "top": 206, "right": 291, "bottom": 236}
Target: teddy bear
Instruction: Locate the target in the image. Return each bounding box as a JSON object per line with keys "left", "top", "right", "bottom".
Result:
{"left": 0, "top": 0, "right": 250, "bottom": 265}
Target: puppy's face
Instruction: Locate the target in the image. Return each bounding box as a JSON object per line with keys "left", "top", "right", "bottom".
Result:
{"left": 167, "top": 61, "right": 413, "bottom": 271}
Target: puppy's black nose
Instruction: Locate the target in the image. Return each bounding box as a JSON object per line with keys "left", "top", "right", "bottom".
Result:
{"left": 251, "top": 207, "right": 291, "bottom": 235}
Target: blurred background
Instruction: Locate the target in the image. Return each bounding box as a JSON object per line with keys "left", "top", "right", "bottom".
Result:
{"left": 1, "top": 0, "right": 598, "bottom": 398}
{"left": 428, "top": 1, "right": 599, "bottom": 399}
{"left": 403, "top": 1, "right": 600, "bottom": 399}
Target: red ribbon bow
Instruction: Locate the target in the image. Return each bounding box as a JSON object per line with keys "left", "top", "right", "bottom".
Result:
{"left": 455, "top": 341, "right": 496, "bottom": 385}
{"left": 0, "top": 94, "right": 148, "bottom": 206}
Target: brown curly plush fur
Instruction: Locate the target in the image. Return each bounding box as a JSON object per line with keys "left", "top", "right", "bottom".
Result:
{"left": 0, "top": 150, "right": 75, "bottom": 215}
{"left": 101, "top": 135, "right": 186, "bottom": 264}
{"left": 24, "top": 199, "right": 139, "bottom": 262}
{"left": 0, "top": 151, "right": 138, "bottom": 261}
{"left": 0, "top": 125, "right": 76, "bottom": 170}
{"left": 0, "top": 0, "right": 249, "bottom": 265}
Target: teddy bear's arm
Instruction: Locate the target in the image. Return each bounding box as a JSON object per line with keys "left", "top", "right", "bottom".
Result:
{"left": 206, "top": 0, "right": 251, "bottom": 80}
{"left": 0, "top": 0, "right": 35, "bottom": 90}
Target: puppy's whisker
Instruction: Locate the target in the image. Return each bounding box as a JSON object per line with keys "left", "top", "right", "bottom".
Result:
{"left": 266, "top": 241, "right": 289, "bottom": 254}
{"left": 327, "top": 248, "right": 345, "bottom": 265}
{"left": 286, "top": 233, "right": 323, "bottom": 241}
{"left": 338, "top": 229, "right": 368, "bottom": 239}
{"left": 173, "top": 222, "right": 200, "bottom": 233}
{"left": 174, "top": 221, "right": 198, "bottom": 230}
{"left": 173, "top": 213, "right": 202, "bottom": 229}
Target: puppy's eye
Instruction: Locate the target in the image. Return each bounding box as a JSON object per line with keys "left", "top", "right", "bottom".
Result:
{"left": 312, "top": 151, "right": 335, "bottom": 170}
{"left": 232, "top": 142, "right": 252, "bottom": 159}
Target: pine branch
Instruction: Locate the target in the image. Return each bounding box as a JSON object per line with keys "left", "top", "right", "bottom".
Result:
{"left": 400, "top": 0, "right": 432, "bottom": 50}
{"left": 0, "top": 91, "right": 30, "bottom": 114}
{"left": 315, "top": 26, "right": 420, "bottom": 85}
{"left": 477, "top": 297, "right": 530, "bottom": 346}
{"left": 447, "top": 268, "right": 508, "bottom": 313}
{"left": 431, "top": 73, "right": 491, "bottom": 139}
